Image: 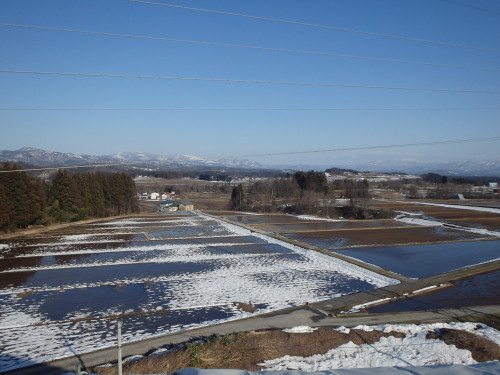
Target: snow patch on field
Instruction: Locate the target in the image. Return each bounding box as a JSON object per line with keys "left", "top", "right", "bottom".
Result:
{"left": 406, "top": 202, "right": 500, "bottom": 214}
{"left": 395, "top": 212, "right": 500, "bottom": 238}
{"left": 347, "top": 297, "right": 392, "bottom": 313}
{"left": 283, "top": 326, "right": 318, "bottom": 333}
{"left": 296, "top": 215, "right": 344, "bottom": 222}
{"left": 260, "top": 323, "right": 499, "bottom": 371}
{"left": 59, "top": 234, "right": 95, "bottom": 242}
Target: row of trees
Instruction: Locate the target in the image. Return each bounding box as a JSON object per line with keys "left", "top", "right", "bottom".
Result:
{"left": 229, "top": 171, "right": 380, "bottom": 219}
{"left": 0, "top": 163, "right": 139, "bottom": 231}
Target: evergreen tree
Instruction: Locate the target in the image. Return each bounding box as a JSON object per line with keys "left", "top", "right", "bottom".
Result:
{"left": 230, "top": 184, "right": 245, "bottom": 211}
{"left": 0, "top": 163, "right": 46, "bottom": 229}
{"left": 0, "top": 183, "right": 12, "bottom": 231}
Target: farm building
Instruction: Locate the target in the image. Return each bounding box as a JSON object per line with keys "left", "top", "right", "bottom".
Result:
{"left": 158, "top": 200, "right": 179, "bottom": 212}
{"left": 179, "top": 201, "right": 194, "bottom": 211}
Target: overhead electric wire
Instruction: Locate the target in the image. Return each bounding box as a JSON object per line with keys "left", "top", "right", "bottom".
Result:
{"left": 2, "top": 137, "right": 499, "bottom": 173}
{"left": 441, "top": 0, "right": 500, "bottom": 17}
{"left": 124, "top": 0, "right": 500, "bottom": 53}
{"left": 1, "top": 23, "right": 498, "bottom": 72}
{"left": 1, "top": 69, "right": 500, "bottom": 94}
{"left": 0, "top": 163, "right": 146, "bottom": 173}
{"left": 236, "top": 136, "right": 500, "bottom": 158}
{"left": 1, "top": 107, "right": 500, "bottom": 112}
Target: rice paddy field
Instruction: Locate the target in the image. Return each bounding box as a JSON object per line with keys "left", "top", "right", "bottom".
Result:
{"left": 219, "top": 201, "right": 499, "bottom": 316}
{"left": 0, "top": 212, "right": 397, "bottom": 372}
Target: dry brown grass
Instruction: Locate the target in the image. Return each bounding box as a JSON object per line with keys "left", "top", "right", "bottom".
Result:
{"left": 93, "top": 328, "right": 406, "bottom": 374}
{"left": 427, "top": 327, "right": 500, "bottom": 362}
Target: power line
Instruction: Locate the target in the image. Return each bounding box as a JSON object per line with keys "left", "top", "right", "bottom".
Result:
{"left": 237, "top": 136, "right": 500, "bottom": 158}
{"left": 1, "top": 137, "right": 499, "bottom": 173}
{"left": 2, "top": 69, "right": 500, "bottom": 94}
{"left": 2, "top": 107, "right": 500, "bottom": 111}
{"left": 0, "top": 163, "right": 144, "bottom": 174}
{"left": 441, "top": 0, "right": 500, "bottom": 17}
{"left": 1, "top": 23, "right": 498, "bottom": 72}
{"left": 124, "top": 0, "right": 500, "bottom": 53}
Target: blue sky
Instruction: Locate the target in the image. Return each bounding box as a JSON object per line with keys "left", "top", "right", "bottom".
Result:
{"left": 0, "top": 0, "right": 499, "bottom": 168}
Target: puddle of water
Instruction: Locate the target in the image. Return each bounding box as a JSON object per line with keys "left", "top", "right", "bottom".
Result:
{"left": 335, "top": 240, "right": 500, "bottom": 278}
{"left": 368, "top": 270, "right": 500, "bottom": 312}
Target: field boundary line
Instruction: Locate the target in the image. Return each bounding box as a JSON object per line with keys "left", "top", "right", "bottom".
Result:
{"left": 200, "top": 210, "right": 411, "bottom": 283}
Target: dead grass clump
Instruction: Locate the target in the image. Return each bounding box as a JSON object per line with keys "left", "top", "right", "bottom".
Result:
{"left": 15, "top": 290, "right": 37, "bottom": 299}
{"left": 93, "top": 328, "right": 405, "bottom": 374}
{"left": 235, "top": 302, "right": 257, "bottom": 313}
{"left": 427, "top": 327, "right": 500, "bottom": 362}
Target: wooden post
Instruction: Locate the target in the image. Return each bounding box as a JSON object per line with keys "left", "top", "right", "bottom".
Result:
{"left": 117, "top": 320, "right": 123, "bottom": 375}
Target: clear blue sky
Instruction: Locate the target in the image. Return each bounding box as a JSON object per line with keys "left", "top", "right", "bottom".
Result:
{"left": 1, "top": 0, "right": 499, "bottom": 167}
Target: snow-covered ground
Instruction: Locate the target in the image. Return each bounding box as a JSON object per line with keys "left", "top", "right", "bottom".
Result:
{"left": 296, "top": 215, "right": 344, "bottom": 222}
{"left": 260, "top": 323, "right": 500, "bottom": 371}
{"left": 0, "top": 212, "right": 398, "bottom": 372}
{"left": 394, "top": 211, "right": 500, "bottom": 238}
{"left": 405, "top": 201, "right": 500, "bottom": 215}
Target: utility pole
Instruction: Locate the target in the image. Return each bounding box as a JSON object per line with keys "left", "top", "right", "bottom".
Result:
{"left": 117, "top": 320, "right": 123, "bottom": 375}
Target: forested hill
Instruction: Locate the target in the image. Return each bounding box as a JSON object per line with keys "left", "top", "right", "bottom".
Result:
{"left": 0, "top": 163, "right": 138, "bottom": 232}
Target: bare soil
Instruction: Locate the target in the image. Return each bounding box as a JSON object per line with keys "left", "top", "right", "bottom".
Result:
{"left": 94, "top": 328, "right": 405, "bottom": 374}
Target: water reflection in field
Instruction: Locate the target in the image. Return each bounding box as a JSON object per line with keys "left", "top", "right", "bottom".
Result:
{"left": 335, "top": 240, "right": 500, "bottom": 278}
{"left": 282, "top": 226, "right": 489, "bottom": 249}
{"left": 368, "top": 270, "right": 500, "bottom": 312}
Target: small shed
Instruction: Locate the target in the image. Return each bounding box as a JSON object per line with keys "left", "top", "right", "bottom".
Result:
{"left": 179, "top": 201, "right": 194, "bottom": 211}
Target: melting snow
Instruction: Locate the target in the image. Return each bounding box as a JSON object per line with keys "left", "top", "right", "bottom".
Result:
{"left": 260, "top": 323, "right": 500, "bottom": 371}
{"left": 283, "top": 326, "right": 318, "bottom": 333}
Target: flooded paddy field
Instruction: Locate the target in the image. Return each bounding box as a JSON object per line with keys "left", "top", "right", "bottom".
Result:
{"left": 371, "top": 201, "right": 500, "bottom": 221}
{"left": 223, "top": 214, "right": 310, "bottom": 225}
{"left": 367, "top": 269, "right": 500, "bottom": 313}
{"left": 281, "top": 226, "right": 490, "bottom": 249}
{"left": 335, "top": 240, "right": 500, "bottom": 278}
{"left": 0, "top": 212, "right": 396, "bottom": 372}
{"left": 255, "top": 220, "right": 417, "bottom": 233}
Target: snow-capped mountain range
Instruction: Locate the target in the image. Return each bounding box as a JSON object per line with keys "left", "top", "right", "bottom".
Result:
{"left": 0, "top": 147, "right": 262, "bottom": 169}
{"left": 1, "top": 147, "right": 499, "bottom": 176}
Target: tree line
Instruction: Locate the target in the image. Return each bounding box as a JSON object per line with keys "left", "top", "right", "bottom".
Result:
{"left": 0, "top": 163, "right": 139, "bottom": 231}
{"left": 229, "top": 171, "right": 383, "bottom": 219}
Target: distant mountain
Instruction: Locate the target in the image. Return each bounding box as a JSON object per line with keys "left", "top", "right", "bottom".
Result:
{"left": 108, "top": 151, "right": 261, "bottom": 168}
{"left": 334, "top": 159, "right": 500, "bottom": 177}
{"left": 0, "top": 147, "right": 262, "bottom": 169}
{"left": 0, "top": 147, "right": 116, "bottom": 167}
{"left": 2, "top": 148, "right": 498, "bottom": 176}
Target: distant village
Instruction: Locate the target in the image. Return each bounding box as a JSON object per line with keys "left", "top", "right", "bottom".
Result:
{"left": 137, "top": 191, "right": 194, "bottom": 212}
